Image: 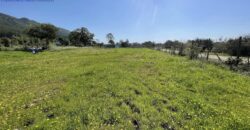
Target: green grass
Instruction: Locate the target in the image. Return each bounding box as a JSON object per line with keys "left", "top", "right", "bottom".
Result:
{"left": 0, "top": 48, "right": 249, "bottom": 130}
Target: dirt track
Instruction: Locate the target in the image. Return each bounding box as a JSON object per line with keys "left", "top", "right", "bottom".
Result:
{"left": 161, "top": 49, "right": 249, "bottom": 64}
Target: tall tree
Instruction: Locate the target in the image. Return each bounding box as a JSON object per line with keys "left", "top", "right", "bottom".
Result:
{"left": 69, "top": 27, "right": 94, "bottom": 46}
{"left": 106, "top": 33, "right": 115, "bottom": 46}
{"left": 27, "top": 24, "right": 58, "bottom": 48}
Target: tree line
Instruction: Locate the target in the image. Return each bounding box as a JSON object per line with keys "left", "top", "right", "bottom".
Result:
{"left": 0, "top": 25, "right": 249, "bottom": 66}
{"left": 0, "top": 25, "right": 155, "bottom": 49}
{"left": 162, "top": 37, "right": 250, "bottom": 69}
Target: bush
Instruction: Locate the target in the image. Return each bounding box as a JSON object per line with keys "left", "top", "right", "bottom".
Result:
{"left": 58, "top": 38, "right": 70, "bottom": 46}
{"left": 120, "top": 40, "right": 130, "bottom": 48}
{"left": 189, "top": 42, "right": 200, "bottom": 59}
{"left": 142, "top": 41, "right": 155, "bottom": 48}
{"left": 225, "top": 57, "right": 242, "bottom": 65}
{"left": 104, "top": 44, "right": 115, "bottom": 48}
{"left": 1, "top": 38, "right": 11, "bottom": 47}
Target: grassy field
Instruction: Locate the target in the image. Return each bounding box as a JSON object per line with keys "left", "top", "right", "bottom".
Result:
{"left": 0, "top": 48, "right": 249, "bottom": 130}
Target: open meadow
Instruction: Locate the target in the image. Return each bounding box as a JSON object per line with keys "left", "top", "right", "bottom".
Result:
{"left": 0, "top": 48, "right": 250, "bottom": 129}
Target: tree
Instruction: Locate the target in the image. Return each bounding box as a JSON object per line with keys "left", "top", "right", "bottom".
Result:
{"left": 189, "top": 40, "right": 200, "bottom": 60}
{"left": 142, "top": 41, "right": 155, "bottom": 48}
{"left": 106, "top": 33, "right": 115, "bottom": 47}
{"left": 106, "top": 33, "right": 114, "bottom": 42}
{"left": 69, "top": 27, "right": 94, "bottom": 46}
{"left": 40, "top": 24, "right": 58, "bottom": 42}
{"left": 58, "top": 37, "right": 69, "bottom": 46}
{"left": 164, "top": 40, "right": 175, "bottom": 49}
{"left": 164, "top": 40, "right": 183, "bottom": 55}
{"left": 213, "top": 42, "right": 227, "bottom": 53}
{"left": 92, "top": 39, "right": 104, "bottom": 47}
{"left": 226, "top": 37, "right": 244, "bottom": 66}
{"left": 198, "top": 39, "right": 213, "bottom": 60}
{"left": 241, "top": 37, "right": 250, "bottom": 65}
{"left": 178, "top": 43, "right": 185, "bottom": 56}
{"left": 109, "top": 40, "right": 115, "bottom": 46}
{"left": 120, "top": 39, "right": 130, "bottom": 48}
{"left": 0, "top": 38, "right": 11, "bottom": 47}
{"left": 27, "top": 24, "right": 58, "bottom": 49}
{"left": 130, "top": 42, "right": 141, "bottom": 48}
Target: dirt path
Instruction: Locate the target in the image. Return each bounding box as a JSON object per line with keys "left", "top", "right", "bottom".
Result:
{"left": 160, "top": 49, "right": 249, "bottom": 63}
{"left": 199, "top": 53, "right": 249, "bottom": 63}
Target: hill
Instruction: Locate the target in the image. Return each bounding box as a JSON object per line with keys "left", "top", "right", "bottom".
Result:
{"left": 0, "top": 12, "right": 70, "bottom": 38}
{"left": 0, "top": 48, "right": 249, "bottom": 129}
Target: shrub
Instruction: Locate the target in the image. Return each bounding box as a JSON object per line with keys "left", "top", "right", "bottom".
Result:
{"left": 1, "top": 38, "right": 11, "bottom": 47}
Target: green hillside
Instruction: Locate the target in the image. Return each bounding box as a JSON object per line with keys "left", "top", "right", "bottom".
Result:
{"left": 0, "top": 48, "right": 249, "bottom": 129}
{"left": 0, "top": 12, "right": 70, "bottom": 38}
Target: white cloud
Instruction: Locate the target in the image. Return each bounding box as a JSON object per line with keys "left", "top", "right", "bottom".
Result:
{"left": 151, "top": 5, "right": 158, "bottom": 25}
{"left": 130, "top": 0, "right": 159, "bottom": 27}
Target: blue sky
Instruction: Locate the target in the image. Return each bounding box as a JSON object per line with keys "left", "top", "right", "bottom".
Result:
{"left": 0, "top": 0, "right": 250, "bottom": 42}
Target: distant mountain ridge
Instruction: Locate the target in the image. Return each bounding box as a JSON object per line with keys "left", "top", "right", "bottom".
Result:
{"left": 0, "top": 12, "right": 70, "bottom": 38}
